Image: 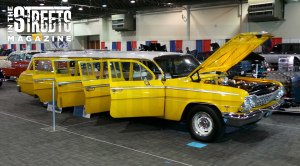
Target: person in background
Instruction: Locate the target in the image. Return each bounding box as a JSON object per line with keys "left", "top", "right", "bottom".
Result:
{"left": 186, "top": 47, "right": 190, "bottom": 54}
{"left": 176, "top": 47, "right": 183, "bottom": 53}
{"left": 0, "top": 45, "right": 3, "bottom": 55}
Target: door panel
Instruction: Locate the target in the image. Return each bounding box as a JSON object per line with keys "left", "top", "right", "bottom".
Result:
{"left": 33, "top": 59, "right": 56, "bottom": 102}
{"left": 79, "top": 60, "right": 111, "bottom": 114}
{"left": 109, "top": 60, "right": 165, "bottom": 118}
{"left": 18, "top": 71, "right": 35, "bottom": 96}
{"left": 55, "top": 60, "right": 85, "bottom": 108}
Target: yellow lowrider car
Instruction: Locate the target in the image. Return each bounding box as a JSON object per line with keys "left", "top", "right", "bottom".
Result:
{"left": 18, "top": 32, "right": 284, "bottom": 142}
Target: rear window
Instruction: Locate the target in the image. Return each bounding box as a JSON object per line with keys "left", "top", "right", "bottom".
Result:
{"left": 35, "top": 60, "right": 53, "bottom": 74}
{"left": 54, "top": 60, "right": 82, "bottom": 77}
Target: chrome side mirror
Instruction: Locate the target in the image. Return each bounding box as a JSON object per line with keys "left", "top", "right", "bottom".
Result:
{"left": 144, "top": 77, "right": 151, "bottom": 86}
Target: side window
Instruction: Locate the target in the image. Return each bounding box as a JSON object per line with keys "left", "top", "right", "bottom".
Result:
{"left": 18, "top": 53, "right": 25, "bottom": 61}
{"left": 80, "top": 61, "right": 109, "bottom": 81}
{"left": 54, "top": 60, "right": 81, "bottom": 77}
{"left": 34, "top": 60, "right": 53, "bottom": 74}
{"left": 8, "top": 54, "right": 15, "bottom": 61}
{"left": 25, "top": 53, "right": 33, "bottom": 61}
{"left": 110, "top": 61, "right": 153, "bottom": 82}
{"left": 132, "top": 62, "right": 153, "bottom": 81}
{"left": 140, "top": 60, "right": 162, "bottom": 79}
{"left": 110, "top": 62, "right": 121, "bottom": 78}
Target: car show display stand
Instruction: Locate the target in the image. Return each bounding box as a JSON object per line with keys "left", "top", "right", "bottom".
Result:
{"left": 73, "top": 105, "right": 91, "bottom": 118}
{"left": 46, "top": 101, "right": 62, "bottom": 113}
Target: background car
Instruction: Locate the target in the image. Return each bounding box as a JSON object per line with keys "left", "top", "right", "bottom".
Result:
{"left": 1, "top": 51, "right": 42, "bottom": 78}
{"left": 260, "top": 43, "right": 300, "bottom": 69}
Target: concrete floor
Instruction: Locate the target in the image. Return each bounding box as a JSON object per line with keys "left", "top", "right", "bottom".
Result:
{"left": 0, "top": 81, "right": 299, "bottom": 166}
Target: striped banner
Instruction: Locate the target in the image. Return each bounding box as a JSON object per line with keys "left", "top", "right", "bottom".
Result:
{"left": 271, "top": 37, "right": 282, "bottom": 48}
{"left": 41, "top": 43, "right": 44, "bottom": 51}
{"left": 101, "top": 42, "right": 105, "bottom": 49}
{"left": 203, "top": 40, "right": 211, "bottom": 52}
{"left": 32, "top": 44, "right": 36, "bottom": 50}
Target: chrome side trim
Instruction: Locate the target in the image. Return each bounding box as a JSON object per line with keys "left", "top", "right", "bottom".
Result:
{"left": 57, "top": 81, "right": 82, "bottom": 85}
{"left": 21, "top": 73, "right": 33, "bottom": 76}
{"left": 86, "top": 84, "right": 110, "bottom": 88}
{"left": 166, "top": 86, "right": 239, "bottom": 96}
{"left": 33, "top": 78, "right": 55, "bottom": 83}
{"left": 110, "top": 86, "right": 165, "bottom": 90}
{"left": 85, "top": 84, "right": 110, "bottom": 91}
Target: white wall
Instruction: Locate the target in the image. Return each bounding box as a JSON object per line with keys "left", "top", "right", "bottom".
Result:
{"left": 136, "top": 11, "right": 185, "bottom": 41}
{"left": 191, "top": 5, "right": 246, "bottom": 40}
{"left": 73, "top": 19, "right": 102, "bottom": 36}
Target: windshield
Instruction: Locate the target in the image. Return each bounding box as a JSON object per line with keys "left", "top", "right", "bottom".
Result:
{"left": 26, "top": 52, "right": 41, "bottom": 61}
{"left": 154, "top": 55, "right": 200, "bottom": 78}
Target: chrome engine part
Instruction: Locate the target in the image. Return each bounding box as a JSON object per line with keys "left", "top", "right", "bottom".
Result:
{"left": 204, "top": 76, "right": 278, "bottom": 96}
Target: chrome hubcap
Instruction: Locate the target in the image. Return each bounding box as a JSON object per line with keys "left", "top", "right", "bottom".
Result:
{"left": 192, "top": 112, "right": 213, "bottom": 136}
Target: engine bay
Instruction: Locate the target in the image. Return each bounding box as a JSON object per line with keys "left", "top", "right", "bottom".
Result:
{"left": 201, "top": 75, "right": 279, "bottom": 96}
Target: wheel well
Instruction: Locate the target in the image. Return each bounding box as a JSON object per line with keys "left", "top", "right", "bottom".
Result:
{"left": 180, "top": 103, "right": 221, "bottom": 122}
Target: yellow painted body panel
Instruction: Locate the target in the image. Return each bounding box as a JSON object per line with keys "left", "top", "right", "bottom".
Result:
{"left": 110, "top": 80, "right": 165, "bottom": 118}
{"left": 18, "top": 70, "right": 34, "bottom": 96}
{"left": 189, "top": 32, "right": 274, "bottom": 76}
{"left": 163, "top": 79, "right": 247, "bottom": 121}
{"left": 56, "top": 76, "right": 84, "bottom": 108}
{"left": 18, "top": 57, "right": 89, "bottom": 106}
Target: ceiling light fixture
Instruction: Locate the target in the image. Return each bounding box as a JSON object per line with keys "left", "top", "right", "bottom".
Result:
{"left": 130, "top": 0, "right": 135, "bottom": 3}
{"left": 62, "top": 0, "right": 68, "bottom": 2}
{"left": 102, "top": 0, "right": 107, "bottom": 7}
{"left": 78, "top": 7, "right": 83, "bottom": 10}
{"left": 40, "top": 3, "right": 44, "bottom": 6}
{"left": 1, "top": 9, "right": 6, "bottom": 12}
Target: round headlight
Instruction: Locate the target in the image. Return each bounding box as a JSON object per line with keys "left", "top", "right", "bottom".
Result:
{"left": 242, "top": 97, "right": 251, "bottom": 112}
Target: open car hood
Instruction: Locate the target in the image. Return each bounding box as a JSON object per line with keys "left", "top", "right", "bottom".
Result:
{"left": 188, "top": 32, "right": 274, "bottom": 77}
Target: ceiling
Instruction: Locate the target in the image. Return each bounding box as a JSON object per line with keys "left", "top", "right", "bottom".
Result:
{"left": 0, "top": 0, "right": 248, "bottom": 23}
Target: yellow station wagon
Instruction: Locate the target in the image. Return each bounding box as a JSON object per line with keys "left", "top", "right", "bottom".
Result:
{"left": 18, "top": 32, "right": 285, "bottom": 142}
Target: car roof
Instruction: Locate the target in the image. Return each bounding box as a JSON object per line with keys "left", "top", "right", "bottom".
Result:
{"left": 32, "top": 51, "right": 186, "bottom": 60}
{"left": 274, "top": 43, "right": 300, "bottom": 46}
{"left": 8, "top": 50, "right": 43, "bottom": 55}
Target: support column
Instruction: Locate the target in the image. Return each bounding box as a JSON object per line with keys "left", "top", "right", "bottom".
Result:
{"left": 186, "top": 5, "right": 191, "bottom": 40}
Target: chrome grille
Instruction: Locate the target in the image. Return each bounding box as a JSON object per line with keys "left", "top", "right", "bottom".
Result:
{"left": 256, "top": 89, "right": 279, "bottom": 106}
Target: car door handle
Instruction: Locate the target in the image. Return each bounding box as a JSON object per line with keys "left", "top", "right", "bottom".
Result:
{"left": 85, "top": 87, "right": 95, "bottom": 91}
{"left": 58, "top": 83, "right": 67, "bottom": 87}
{"left": 112, "top": 89, "right": 123, "bottom": 94}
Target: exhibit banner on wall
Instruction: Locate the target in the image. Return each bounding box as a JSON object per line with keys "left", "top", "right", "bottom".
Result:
{"left": 51, "top": 37, "right": 69, "bottom": 49}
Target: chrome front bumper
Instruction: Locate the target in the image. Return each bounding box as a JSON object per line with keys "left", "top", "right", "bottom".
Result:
{"left": 222, "top": 99, "right": 285, "bottom": 127}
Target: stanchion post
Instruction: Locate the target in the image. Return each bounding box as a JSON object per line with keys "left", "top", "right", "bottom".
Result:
{"left": 256, "top": 64, "right": 258, "bottom": 78}
{"left": 52, "top": 81, "right": 55, "bottom": 132}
